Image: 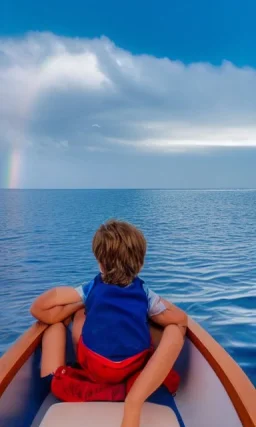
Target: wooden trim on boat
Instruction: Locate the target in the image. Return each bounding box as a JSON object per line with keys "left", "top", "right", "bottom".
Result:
{"left": 150, "top": 318, "right": 256, "bottom": 426}
{"left": 187, "top": 317, "right": 256, "bottom": 427}
{"left": 0, "top": 319, "right": 255, "bottom": 426}
{"left": 0, "top": 322, "right": 48, "bottom": 397}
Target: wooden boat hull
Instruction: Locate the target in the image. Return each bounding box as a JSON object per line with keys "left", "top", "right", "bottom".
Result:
{"left": 0, "top": 318, "right": 255, "bottom": 427}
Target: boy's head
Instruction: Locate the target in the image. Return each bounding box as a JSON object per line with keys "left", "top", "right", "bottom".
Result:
{"left": 92, "top": 220, "right": 147, "bottom": 286}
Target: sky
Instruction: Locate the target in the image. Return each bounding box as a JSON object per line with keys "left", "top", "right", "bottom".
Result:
{"left": 0, "top": 0, "right": 256, "bottom": 189}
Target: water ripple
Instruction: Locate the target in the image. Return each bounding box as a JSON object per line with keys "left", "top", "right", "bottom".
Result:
{"left": 0, "top": 189, "right": 255, "bottom": 385}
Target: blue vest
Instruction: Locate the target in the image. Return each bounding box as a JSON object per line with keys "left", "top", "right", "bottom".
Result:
{"left": 81, "top": 274, "right": 151, "bottom": 361}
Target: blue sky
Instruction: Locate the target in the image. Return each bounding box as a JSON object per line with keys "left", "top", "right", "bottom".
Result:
{"left": 0, "top": 0, "right": 256, "bottom": 188}
{"left": 1, "top": 0, "right": 256, "bottom": 67}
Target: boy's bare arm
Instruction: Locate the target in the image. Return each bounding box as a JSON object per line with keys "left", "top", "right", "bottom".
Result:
{"left": 121, "top": 324, "right": 184, "bottom": 427}
{"left": 121, "top": 298, "right": 187, "bottom": 427}
{"left": 30, "top": 287, "right": 84, "bottom": 324}
{"left": 150, "top": 298, "right": 188, "bottom": 336}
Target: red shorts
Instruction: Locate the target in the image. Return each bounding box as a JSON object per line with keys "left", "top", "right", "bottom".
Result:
{"left": 51, "top": 338, "right": 180, "bottom": 402}
{"left": 77, "top": 337, "right": 151, "bottom": 384}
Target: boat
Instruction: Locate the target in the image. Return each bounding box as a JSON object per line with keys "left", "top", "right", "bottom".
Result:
{"left": 0, "top": 318, "right": 255, "bottom": 427}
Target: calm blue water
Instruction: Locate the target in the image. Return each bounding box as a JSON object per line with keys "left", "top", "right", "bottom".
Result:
{"left": 0, "top": 189, "right": 255, "bottom": 385}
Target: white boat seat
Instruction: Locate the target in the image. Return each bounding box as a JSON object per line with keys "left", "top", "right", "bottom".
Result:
{"left": 39, "top": 401, "right": 180, "bottom": 427}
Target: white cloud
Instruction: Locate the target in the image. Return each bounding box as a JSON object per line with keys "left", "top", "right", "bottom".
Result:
{"left": 0, "top": 32, "right": 256, "bottom": 154}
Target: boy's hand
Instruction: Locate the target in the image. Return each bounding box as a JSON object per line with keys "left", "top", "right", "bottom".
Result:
{"left": 63, "top": 314, "right": 74, "bottom": 327}
{"left": 150, "top": 298, "right": 187, "bottom": 335}
{"left": 121, "top": 403, "right": 141, "bottom": 427}
{"left": 30, "top": 287, "right": 84, "bottom": 324}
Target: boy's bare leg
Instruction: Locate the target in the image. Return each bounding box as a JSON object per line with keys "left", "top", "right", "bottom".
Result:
{"left": 41, "top": 322, "right": 66, "bottom": 377}
{"left": 72, "top": 308, "right": 86, "bottom": 351}
{"left": 121, "top": 324, "right": 184, "bottom": 427}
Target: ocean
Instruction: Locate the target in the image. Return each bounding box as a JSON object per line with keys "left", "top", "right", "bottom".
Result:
{"left": 0, "top": 189, "right": 255, "bottom": 385}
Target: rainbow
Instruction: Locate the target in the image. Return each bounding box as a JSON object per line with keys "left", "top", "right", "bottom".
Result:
{"left": 5, "top": 148, "right": 22, "bottom": 189}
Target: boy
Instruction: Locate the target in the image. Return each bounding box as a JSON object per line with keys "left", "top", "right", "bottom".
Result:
{"left": 31, "top": 220, "right": 187, "bottom": 427}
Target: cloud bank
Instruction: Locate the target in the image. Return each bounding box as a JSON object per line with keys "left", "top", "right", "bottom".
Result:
{"left": 0, "top": 32, "right": 256, "bottom": 154}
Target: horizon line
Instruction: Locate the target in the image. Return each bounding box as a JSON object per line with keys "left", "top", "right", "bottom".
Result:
{"left": 1, "top": 187, "right": 256, "bottom": 191}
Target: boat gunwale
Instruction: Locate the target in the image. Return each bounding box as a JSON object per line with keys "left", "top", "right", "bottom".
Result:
{"left": 187, "top": 318, "right": 256, "bottom": 427}
{"left": 0, "top": 318, "right": 255, "bottom": 426}
{"left": 0, "top": 321, "right": 48, "bottom": 397}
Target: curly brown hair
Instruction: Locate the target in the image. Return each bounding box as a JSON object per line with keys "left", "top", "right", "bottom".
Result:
{"left": 92, "top": 219, "right": 147, "bottom": 286}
